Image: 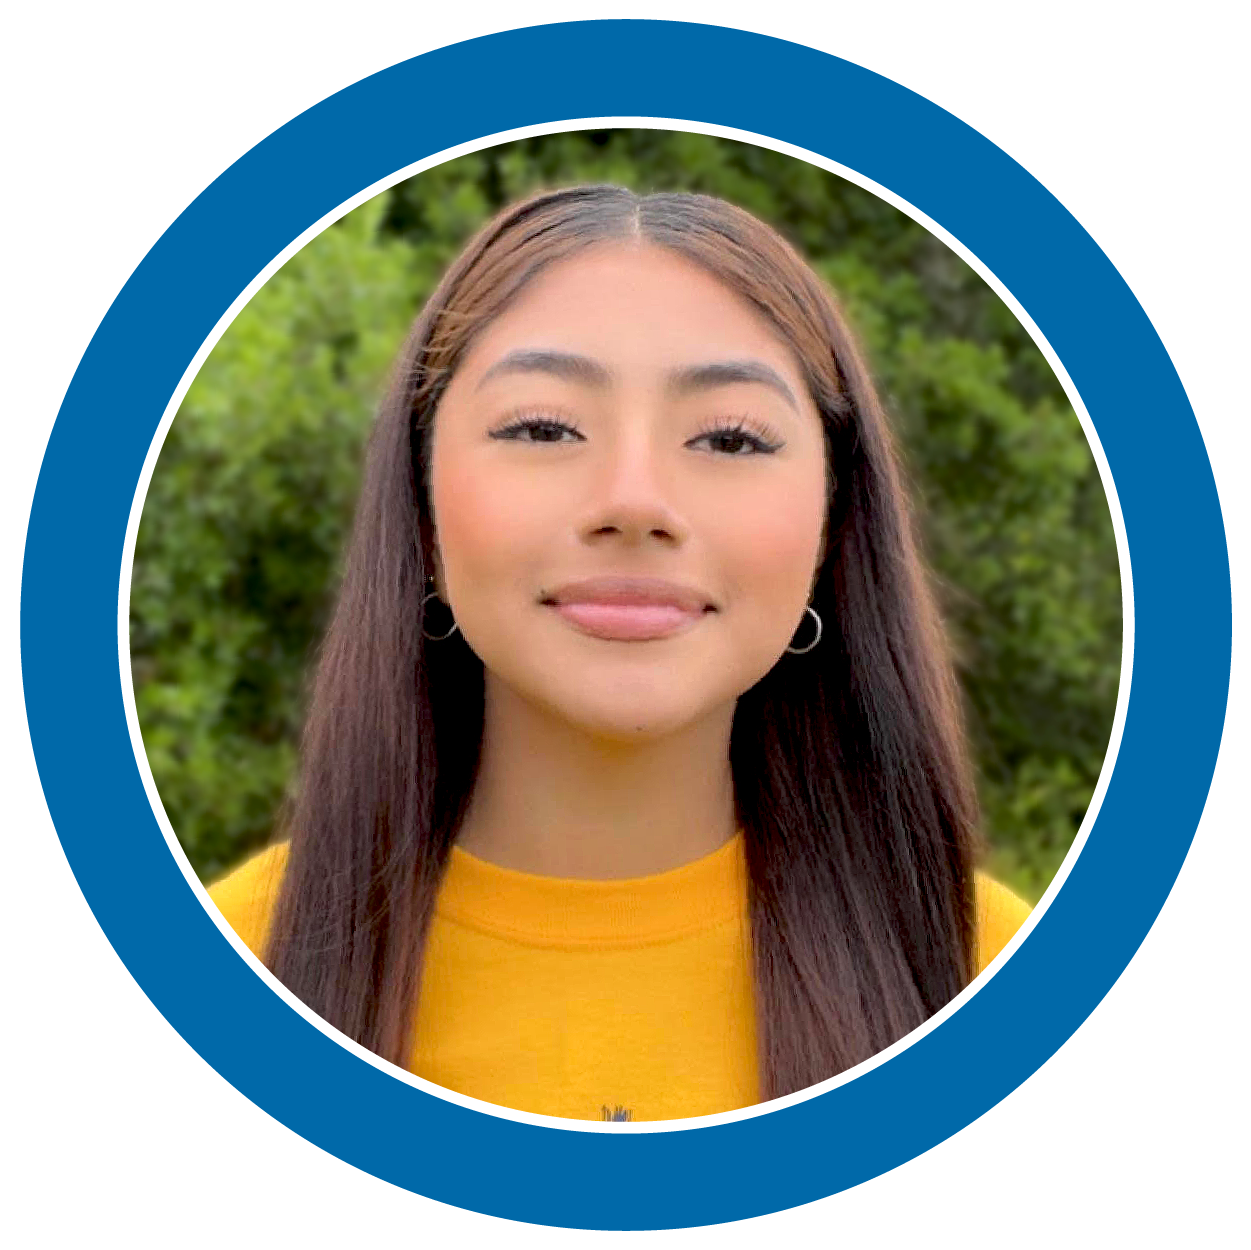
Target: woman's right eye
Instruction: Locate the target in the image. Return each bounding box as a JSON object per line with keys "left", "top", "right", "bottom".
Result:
{"left": 489, "top": 417, "right": 586, "bottom": 444}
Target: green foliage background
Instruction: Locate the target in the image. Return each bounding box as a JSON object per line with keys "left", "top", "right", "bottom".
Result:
{"left": 130, "top": 131, "right": 1122, "bottom": 903}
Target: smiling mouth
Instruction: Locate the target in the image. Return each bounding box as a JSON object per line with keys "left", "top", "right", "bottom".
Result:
{"left": 540, "top": 577, "right": 717, "bottom": 642}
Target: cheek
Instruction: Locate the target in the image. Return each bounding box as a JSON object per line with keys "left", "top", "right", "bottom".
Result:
{"left": 430, "top": 450, "right": 558, "bottom": 593}
{"left": 714, "top": 473, "right": 827, "bottom": 613}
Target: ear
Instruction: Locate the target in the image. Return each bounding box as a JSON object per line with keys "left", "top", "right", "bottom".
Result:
{"left": 430, "top": 545, "right": 448, "bottom": 600}
{"left": 813, "top": 491, "right": 833, "bottom": 583}
{"left": 421, "top": 508, "right": 449, "bottom": 600}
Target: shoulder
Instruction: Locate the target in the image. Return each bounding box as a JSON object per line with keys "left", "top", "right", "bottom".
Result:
{"left": 206, "top": 842, "right": 290, "bottom": 959}
{"left": 972, "top": 871, "right": 1033, "bottom": 975}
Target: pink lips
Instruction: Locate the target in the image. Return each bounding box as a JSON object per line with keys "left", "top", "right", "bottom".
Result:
{"left": 542, "top": 577, "right": 715, "bottom": 641}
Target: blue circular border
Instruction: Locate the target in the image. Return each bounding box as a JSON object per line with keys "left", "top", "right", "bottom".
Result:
{"left": 21, "top": 20, "right": 1230, "bottom": 1230}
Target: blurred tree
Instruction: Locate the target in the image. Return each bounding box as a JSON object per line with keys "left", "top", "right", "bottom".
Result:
{"left": 132, "top": 131, "right": 1121, "bottom": 899}
{"left": 130, "top": 197, "right": 419, "bottom": 875}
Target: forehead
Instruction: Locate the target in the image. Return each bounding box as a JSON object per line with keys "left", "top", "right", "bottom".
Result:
{"left": 457, "top": 242, "right": 803, "bottom": 381}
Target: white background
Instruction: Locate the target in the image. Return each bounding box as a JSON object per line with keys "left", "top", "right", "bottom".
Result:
{"left": 4, "top": 3, "right": 1247, "bottom": 1245}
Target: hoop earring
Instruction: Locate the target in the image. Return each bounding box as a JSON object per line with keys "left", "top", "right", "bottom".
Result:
{"left": 421, "top": 590, "right": 459, "bottom": 641}
{"left": 785, "top": 605, "right": 823, "bottom": 655}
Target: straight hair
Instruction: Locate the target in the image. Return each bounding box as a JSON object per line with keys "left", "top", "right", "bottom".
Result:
{"left": 264, "top": 184, "right": 981, "bottom": 1102}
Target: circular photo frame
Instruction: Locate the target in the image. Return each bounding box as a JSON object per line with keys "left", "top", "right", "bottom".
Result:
{"left": 21, "top": 19, "right": 1230, "bottom": 1230}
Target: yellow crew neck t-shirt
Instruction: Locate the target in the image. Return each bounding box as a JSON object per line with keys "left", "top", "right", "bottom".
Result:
{"left": 208, "top": 836, "right": 1031, "bottom": 1122}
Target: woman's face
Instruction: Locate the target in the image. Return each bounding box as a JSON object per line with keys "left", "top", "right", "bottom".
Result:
{"left": 429, "top": 242, "right": 828, "bottom": 742}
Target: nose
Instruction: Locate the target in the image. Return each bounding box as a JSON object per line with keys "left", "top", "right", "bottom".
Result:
{"left": 579, "top": 431, "right": 688, "bottom": 548}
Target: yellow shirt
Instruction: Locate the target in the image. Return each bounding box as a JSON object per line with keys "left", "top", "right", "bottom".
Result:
{"left": 209, "top": 837, "right": 1031, "bottom": 1122}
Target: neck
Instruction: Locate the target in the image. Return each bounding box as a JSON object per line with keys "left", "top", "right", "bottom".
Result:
{"left": 455, "top": 680, "right": 738, "bottom": 879}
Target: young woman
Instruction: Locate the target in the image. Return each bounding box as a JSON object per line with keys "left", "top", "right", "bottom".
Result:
{"left": 209, "top": 184, "right": 1031, "bottom": 1122}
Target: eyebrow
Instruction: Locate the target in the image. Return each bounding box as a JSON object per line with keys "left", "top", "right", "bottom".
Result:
{"left": 476, "top": 349, "right": 612, "bottom": 390}
{"left": 665, "top": 360, "right": 799, "bottom": 412}
{"left": 477, "top": 349, "right": 799, "bottom": 412}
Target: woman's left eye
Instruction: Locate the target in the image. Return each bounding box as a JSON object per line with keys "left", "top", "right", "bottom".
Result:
{"left": 687, "top": 423, "right": 783, "bottom": 456}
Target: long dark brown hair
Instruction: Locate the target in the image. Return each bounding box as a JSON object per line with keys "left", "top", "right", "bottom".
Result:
{"left": 265, "top": 184, "right": 980, "bottom": 1102}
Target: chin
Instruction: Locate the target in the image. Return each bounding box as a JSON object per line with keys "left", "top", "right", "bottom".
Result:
{"left": 483, "top": 648, "right": 746, "bottom": 744}
{"left": 565, "top": 710, "right": 702, "bottom": 745}
{"left": 544, "top": 681, "right": 728, "bottom": 745}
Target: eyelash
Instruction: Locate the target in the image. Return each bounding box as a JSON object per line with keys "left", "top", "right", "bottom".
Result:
{"left": 487, "top": 411, "right": 785, "bottom": 456}
{"left": 686, "top": 417, "right": 784, "bottom": 456}
{"left": 488, "top": 410, "right": 586, "bottom": 444}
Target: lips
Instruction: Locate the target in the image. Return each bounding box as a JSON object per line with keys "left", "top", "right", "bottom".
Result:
{"left": 541, "top": 576, "right": 716, "bottom": 641}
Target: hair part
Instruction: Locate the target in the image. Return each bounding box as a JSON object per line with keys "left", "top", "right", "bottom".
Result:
{"left": 265, "top": 184, "right": 980, "bottom": 1100}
